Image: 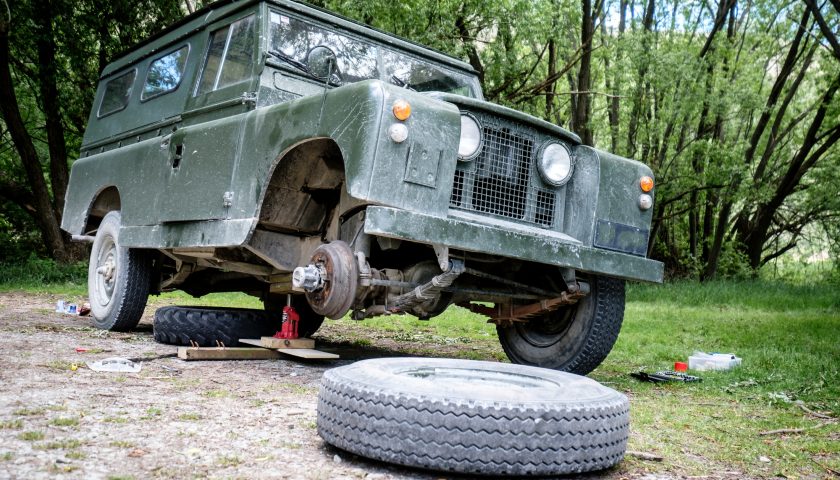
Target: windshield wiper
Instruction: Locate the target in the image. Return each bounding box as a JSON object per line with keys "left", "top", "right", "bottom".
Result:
{"left": 390, "top": 75, "right": 415, "bottom": 91}
{"left": 267, "top": 49, "right": 311, "bottom": 75}
{"left": 268, "top": 49, "right": 342, "bottom": 87}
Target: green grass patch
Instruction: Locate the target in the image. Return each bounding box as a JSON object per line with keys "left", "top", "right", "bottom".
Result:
{"left": 18, "top": 431, "right": 44, "bottom": 441}
{"left": 37, "top": 439, "right": 83, "bottom": 450}
{"left": 13, "top": 408, "right": 45, "bottom": 416}
{"left": 66, "top": 450, "right": 86, "bottom": 460}
{"left": 203, "top": 389, "right": 230, "bottom": 398}
{"left": 0, "top": 419, "right": 23, "bottom": 429}
{"left": 0, "top": 257, "right": 87, "bottom": 294}
{"left": 48, "top": 417, "right": 79, "bottom": 427}
{"left": 217, "top": 455, "right": 243, "bottom": 467}
{"left": 177, "top": 413, "right": 202, "bottom": 421}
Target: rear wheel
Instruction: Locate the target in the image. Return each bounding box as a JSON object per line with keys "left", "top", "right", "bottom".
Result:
{"left": 496, "top": 276, "right": 625, "bottom": 375}
{"left": 88, "top": 211, "right": 152, "bottom": 331}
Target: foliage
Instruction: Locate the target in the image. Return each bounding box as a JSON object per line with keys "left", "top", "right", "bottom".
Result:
{"left": 0, "top": 256, "right": 87, "bottom": 290}
{"left": 1, "top": 0, "right": 838, "bottom": 279}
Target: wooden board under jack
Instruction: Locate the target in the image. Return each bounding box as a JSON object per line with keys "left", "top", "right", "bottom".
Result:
{"left": 239, "top": 338, "right": 340, "bottom": 360}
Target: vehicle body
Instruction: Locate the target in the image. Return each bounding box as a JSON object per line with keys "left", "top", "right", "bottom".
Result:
{"left": 62, "top": 0, "right": 663, "bottom": 374}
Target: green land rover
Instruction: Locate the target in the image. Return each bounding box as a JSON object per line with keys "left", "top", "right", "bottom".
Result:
{"left": 62, "top": 0, "right": 663, "bottom": 374}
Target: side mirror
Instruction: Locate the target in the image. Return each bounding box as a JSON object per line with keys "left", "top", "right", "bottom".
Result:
{"left": 306, "top": 46, "right": 338, "bottom": 79}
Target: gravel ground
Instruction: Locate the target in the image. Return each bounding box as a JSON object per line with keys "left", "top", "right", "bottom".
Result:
{"left": 0, "top": 292, "right": 444, "bottom": 480}
{"left": 0, "top": 291, "right": 676, "bottom": 480}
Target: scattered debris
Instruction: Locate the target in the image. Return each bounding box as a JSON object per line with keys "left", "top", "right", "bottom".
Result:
{"left": 674, "top": 361, "right": 688, "bottom": 372}
{"left": 796, "top": 400, "right": 835, "bottom": 420}
{"left": 631, "top": 371, "right": 701, "bottom": 383}
{"left": 54, "top": 301, "right": 91, "bottom": 316}
{"left": 759, "top": 421, "right": 835, "bottom": 436}
{"left": 758, "top": 456, "right": 771, "bottom": 463}
{"left": 86, "top": 357, "right": 142, "bottom": 373}
{"left": 626, "top": 450, "right": 664, "bottom": 462}
{"left": 688, "top": 352, "right": 742, "bottom": 371}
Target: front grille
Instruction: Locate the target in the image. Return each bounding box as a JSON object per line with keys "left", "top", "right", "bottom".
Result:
{"left": 450, "top": 122, "right": 556, "bottom": 228}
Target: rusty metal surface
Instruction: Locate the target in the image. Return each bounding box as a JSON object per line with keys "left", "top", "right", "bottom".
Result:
{"left": 304, "top": 241, "right": 357, "bottom": 320}
{"left": 460, "top": 288, "right": 588, "bottom": 326}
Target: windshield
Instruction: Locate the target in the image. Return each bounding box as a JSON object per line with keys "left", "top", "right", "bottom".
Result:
{"left": 269, "top": 12, "right": 478, "bottom": 97}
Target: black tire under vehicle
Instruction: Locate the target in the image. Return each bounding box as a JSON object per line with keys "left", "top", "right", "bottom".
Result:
{"left": 88, "top": 211, "right": 153, "bottom": 332}
{"left": 153, "top": 306, "right": 279, "bottom": 347}
{"left": 317, "top": 357, "right": 629, "bottom": 476}
{"left": 263, "top": 294, "right": 325, "bottom": 338}
{"left": 497, "top": 276, "right": 625, "bottom": 375}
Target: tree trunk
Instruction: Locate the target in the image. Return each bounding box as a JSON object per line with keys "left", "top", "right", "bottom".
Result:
{"left": 573, "top": 0, "right": 596, "bottom": 146}
{"left": 626, "top": 0, "right": 655, "bottom": 157}
{"left": 34, "top": 0, "right": 69, "bottom": 217}
{"left": 0, "top": 15, "right": 70, "bottom": 261}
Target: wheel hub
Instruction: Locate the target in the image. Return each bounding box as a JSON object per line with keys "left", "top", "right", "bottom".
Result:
{"left": 94, "top": 241, "right": 118, "bottom": 305}
{"left": 294, "top": 241, "right": 358, "bottom": 319}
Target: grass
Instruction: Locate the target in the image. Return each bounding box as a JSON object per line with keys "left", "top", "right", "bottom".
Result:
{"left": 18, "top": 431, "right": 44, "bottom": 441}
{"left": 37, "top": 439, "right": 83, "bottom": 450}
{"left": 0, "top": 419, "right": 23, "bottom": 429}
{"left": 48, "top": 417, "right": 79, "bottom": 427}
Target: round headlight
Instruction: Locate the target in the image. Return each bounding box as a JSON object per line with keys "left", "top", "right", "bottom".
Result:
{"left": 458, "top": 114, "right": 482, "bottom": 160}
{"left": 538, "top": 142, "right": 573, "bottom": 186}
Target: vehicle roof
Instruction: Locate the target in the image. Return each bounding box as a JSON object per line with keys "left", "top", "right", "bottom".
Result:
{"left": 101, "top": 0, "right": 476, "bottom": 79}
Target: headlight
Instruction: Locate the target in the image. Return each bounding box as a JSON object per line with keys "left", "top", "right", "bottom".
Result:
{"left": 538, "top": 142, "right": 573, "bottom": 186}
{"left": 458, "top": 114, "right": 482, "bottom": 160}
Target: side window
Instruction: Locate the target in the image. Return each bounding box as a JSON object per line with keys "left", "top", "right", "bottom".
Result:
{"left": 196, "top": 15, "right": 256, "bottom": 95}
{"left": 142, "top": 46, "right": 189, "bottom": 101}
{"left": 98, "top": 70, "right": 136, "bottom": 117}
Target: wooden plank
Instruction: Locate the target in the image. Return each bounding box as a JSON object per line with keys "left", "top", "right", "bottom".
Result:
{"left": 177, "top": 347, "right": 282, "bottom": 361}
{"left": 260, "top": 336, "right": 315, "bottom": 349}
{"left": 239, "top": 338, "right": 266, "bottom": 348}
{"left": 276, "top": 348, "right": 339, "bottom": 359}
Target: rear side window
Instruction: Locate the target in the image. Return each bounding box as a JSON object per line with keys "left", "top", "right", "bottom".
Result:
{"left": 142, "top": 46, "right": 189, "bottom": 101}
{"left": 196, "top": 15, "right": 256, "bottom": 94}
{"left": 98, "top": 70, "right": 136, "bottom": 117}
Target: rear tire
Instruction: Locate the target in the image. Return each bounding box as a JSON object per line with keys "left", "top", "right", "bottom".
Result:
{"left": 88, "top": 211, "right": 152, "bottom": 331}
{"left": 153, "top": 306, "right": 278, "bottom": 347}
{"left": 497, "top": 276, "right": 625, "bottom": 375}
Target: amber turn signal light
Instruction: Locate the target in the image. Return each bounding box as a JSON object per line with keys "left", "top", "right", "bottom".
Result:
{"left": 392, "top": 99, "right": 411, "bottom": 121}
{"left": 640, "top": 176, "right": 654, "bottom": 192}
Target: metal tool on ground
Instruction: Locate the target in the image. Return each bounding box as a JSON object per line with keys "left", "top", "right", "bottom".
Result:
{"left": 630, "top": 371, "right": 701, "bottom": 383}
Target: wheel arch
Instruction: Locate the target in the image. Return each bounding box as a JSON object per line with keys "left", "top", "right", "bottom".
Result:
{"left": 83, "top": 186, "right": 121, "bottom": 235}
{"left": 255, "top": 137, "right": 350, "bottom": 237}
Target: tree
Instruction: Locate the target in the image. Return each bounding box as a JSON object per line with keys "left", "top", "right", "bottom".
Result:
{"left": 0, "top": 0, "right": 187, "bottom": 261}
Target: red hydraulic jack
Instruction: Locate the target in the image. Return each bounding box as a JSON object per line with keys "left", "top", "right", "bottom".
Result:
{"left": 273, "top": 296, "right": 300, "bottom": 339}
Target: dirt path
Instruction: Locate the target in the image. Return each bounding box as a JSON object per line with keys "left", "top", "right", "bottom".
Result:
{"left": 0, "top": 292, "right": 666, "bottom": 480}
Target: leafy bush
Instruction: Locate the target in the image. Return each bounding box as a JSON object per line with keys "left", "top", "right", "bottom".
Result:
{"left": 0, "top": 256, "right": 87, "bottom": 287}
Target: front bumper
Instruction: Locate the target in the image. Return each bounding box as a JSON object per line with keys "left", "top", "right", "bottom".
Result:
{"left": 364, "top": 206, "right": 664, "bottom": 283}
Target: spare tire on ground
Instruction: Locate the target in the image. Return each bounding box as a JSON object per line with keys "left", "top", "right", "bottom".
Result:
{"left": 317, "top": 357, "right": 629, "bottom": 476}
{"left": 153, "top": 306, "right": 278, "bottom": 347}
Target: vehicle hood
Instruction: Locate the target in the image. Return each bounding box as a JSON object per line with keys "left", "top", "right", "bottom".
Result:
{"left": 425, "top": 92, "right": 582, "bottom": 146}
